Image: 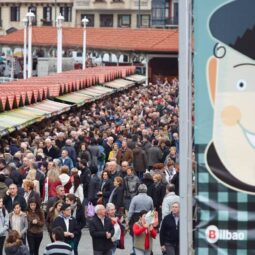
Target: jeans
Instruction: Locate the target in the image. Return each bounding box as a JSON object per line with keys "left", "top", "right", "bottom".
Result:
{"left": 74, "top": 231, "right": 82, "bottom": 255}
{"left": 97, "top": 161, "right": 105, "bottom": 173}
{"left": 112, "top": 240, "right": 119, "bottom": 255}
{"left": 165, "top": 243, "right": 179, "bottom": 255}
{"left": 93, "top": 250, "right": 112, "bottom": 255}
{"left": 134, "top": 248, "right": 151, "bottom": 255}
{"left": 27, "top": 232, "right": 43, "bottom": 255}
{"left": 0, "top": 236, "right": 5, "bottom": 255}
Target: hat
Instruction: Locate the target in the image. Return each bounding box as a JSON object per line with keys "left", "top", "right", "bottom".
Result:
{"left": 61, "top": 203, "right": 71, "bottom": 211}
{"left": 209, "top": 0, "right": 255, "bottom": 60}
{"left": 138, "top": 184, "right": 148, "bottom": 193}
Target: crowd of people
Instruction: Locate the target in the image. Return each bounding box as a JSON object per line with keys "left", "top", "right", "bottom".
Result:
{"left": 0, "top": 78, "right": 193, "bottom": 255}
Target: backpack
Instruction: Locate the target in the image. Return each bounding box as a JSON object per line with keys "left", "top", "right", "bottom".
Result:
{"left": 97, "top": 146, "right": 106, "bottom": 161}
{"left": 97, "top": 151, "right": 106, "bottom": 161}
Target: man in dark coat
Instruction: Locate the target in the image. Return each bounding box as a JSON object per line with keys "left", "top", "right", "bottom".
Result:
{"left": 160, "top": 202, "right": 180, "bottom": 255}
{"left": 4, "top": 183, "right": 27, "bottom": 212}
{"left": 87, "top": 166, "right": 100, "bottom": 205}
{"left": 132, "top": 143, "right": 147, "bottom": 179}
{"left": 52, "top": 203, "right": 78, "bottom": 248}
{"left": 43, "top": 138, "right": 59, "bottom": 159}
{"left": 89, "top": 204, "right": 114, "bottom": 255}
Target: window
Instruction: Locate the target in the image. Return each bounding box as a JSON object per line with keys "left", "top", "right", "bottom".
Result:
{"left": 139, "top": 15, "right": 150, "bottom": 27}
{"left": 118, "top": 15, "right": 131, "bottom": 27}
{"left": 10, "top": 6, "right": 20, "bottom": 22}
{"left": 43, "top": 6, "right": 52, "bottom": 22}
{"left": 60, "top": 6, "right": 72, "bottom": 22}
{"left": 172, "top": 2, "right": 179, "bottom": 25}
{"left": 0, "top": 8, "right": 2, "bottom": 27}
{"left": 81, "top": 14, "right": 94, "bottom": 27}
{"left": 100, "top": 14, "right": 113, "bottom": 27}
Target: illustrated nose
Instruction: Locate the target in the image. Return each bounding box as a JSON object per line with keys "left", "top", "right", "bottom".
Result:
{"left": 221, "top": 105, "right": 241, "bottom": 126}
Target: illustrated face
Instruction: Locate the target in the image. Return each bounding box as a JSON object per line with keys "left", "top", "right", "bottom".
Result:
{"left": 207, "top": 46, "right": 255, "bottom": 190}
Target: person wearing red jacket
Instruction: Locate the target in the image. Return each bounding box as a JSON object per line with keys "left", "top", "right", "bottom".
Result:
{"left": 133, "top": 210, "right": 157, "bottom": 255}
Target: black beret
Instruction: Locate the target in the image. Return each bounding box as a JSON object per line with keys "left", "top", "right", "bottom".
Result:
{"left": 209, "top": 0, "right": 255, "bottom": 60}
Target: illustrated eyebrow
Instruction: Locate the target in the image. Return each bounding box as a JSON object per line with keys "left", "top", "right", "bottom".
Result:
{"left": 233, "top": 63, "right": 255, "bottom": 68}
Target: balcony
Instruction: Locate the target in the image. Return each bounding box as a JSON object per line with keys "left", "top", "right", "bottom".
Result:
{"left": 41, "top": 19, "right": 53, "bottom": 26}
{"left": 152, "top": 17, "right": 178, "bottom": 28}
{"left": 165, "top": 17, "right": 178, "bottom": 27}
{"left": 111, "top": 0, "right": 124, "bottom": 3}
{"left": 134, "top": 0, "right": 149, "bottom": 7}
{"left": 75, "top": 0, "right": 90, "bottom": 7}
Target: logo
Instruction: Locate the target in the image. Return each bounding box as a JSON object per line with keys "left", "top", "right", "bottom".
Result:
{"left": 205, "top": 225, "right": 245, "bottom": 244}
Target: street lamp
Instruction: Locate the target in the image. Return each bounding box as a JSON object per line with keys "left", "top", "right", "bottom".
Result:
{"left": 82, "top": 17, "right": 89, "bottom": 70}
{"left": 26, "top": 11, "right": 35, "bottom": 78}
{"left": 56, "top": 13, "right": 64, "bottom": 73}
{"left": 138, "top": 0, "right": 141, "bottom": 28}
{"left": 23, "top": 17, "right": 28, "bottom": 79}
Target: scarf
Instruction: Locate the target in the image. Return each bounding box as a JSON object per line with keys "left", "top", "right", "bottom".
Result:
{"left": 108, "top": 187, "right": 117, "bottom": 204}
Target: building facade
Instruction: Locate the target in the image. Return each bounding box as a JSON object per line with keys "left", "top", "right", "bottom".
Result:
{"left": 73, "top": 0, "right": 152, "bottom": 28}
{"left": 151, "top": 0, "right": 178, "bottom": 28}
{"left": 0, "top": 0, "right": 178, "bottom": 35}
{"left": 0, "top": 0, "right": 73, "bottom": 35}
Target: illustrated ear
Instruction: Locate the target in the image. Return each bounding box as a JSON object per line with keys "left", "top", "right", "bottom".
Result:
{"left": 207, "top": 56, "right": 218, "bottom": 105}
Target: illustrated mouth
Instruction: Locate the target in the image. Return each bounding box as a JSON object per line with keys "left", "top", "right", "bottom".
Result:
{"left": 239, "top": 123, "right": 255, "bottom": 149}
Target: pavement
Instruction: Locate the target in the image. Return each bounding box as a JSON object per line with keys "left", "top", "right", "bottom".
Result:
{"left": 38, "top": 228, "right": 162, "bottom": 255}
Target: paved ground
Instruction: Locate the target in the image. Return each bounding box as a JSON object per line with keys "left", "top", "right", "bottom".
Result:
{"left": 38, "top": 228, "right": 162, "bottom": 255}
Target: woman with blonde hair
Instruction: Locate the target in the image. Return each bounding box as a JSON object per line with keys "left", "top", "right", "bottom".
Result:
{"left": 152, "top": 174, "right": 166, "bottom": 226}
{"left": 25, "top": 169, "right": 40, "bottom": 195}
{"left": 42, "top": 168, "right": 61, "bottom": 203}
{"left": 22, "top": 179, "right": 41, "bottom": 205}
{"left": 108, "top": 143, "right": 119, "bottom": 161}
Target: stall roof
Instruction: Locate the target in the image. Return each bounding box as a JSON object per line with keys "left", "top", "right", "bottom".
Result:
{"left": 103, "top": 79, "right": 135, "bottom": 90}
{"left": 125, "top": 74, "right": 147, "bottom": 83}
{"left": 0, "top": 66, "right": 135, "bottom": 111}
{"left": 0, "top": 100, "right": 70, "bottom": 136}
{"left": 0, "top": 27, "right": 178, "bottom": 53}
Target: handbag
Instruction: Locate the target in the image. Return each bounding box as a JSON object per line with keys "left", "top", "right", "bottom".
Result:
{"left": 117, "top": 222, "right": 125, "bottom": 249}
{"left": 86, "top": 202, "right": 95, "bottom": 217}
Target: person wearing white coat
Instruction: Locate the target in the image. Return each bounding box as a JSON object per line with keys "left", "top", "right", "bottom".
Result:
{"left": 69, "top": 175, "right": 84, "bottom": 203}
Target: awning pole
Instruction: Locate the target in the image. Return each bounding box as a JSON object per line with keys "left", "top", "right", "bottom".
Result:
{"left": 179, "top": 0, "right": 193, "bottom": 254}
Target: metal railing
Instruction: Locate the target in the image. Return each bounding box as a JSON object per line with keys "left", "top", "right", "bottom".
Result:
{"left": 165, "top": 17, "right": 178, "bottom": 27}
{"left": 42, "top": 20, "right": 53, "bottom": 26}
{"left": 152, "top": 16, "right": 178, "bottom": 28}
{"left": 0, "top": 77, "right": 17, "bottom": 84}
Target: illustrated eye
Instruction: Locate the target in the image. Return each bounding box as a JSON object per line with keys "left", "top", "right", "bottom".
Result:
{"left": 236, "top": 80, "right": 247, "bottom": 91}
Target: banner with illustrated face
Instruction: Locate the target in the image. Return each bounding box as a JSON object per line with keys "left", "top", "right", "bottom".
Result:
{"left": 194, "top": 0, "right": 255, "bottom": 254}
